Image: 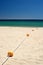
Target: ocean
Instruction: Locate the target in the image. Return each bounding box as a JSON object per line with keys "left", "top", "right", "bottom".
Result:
{"left": 0, "top": 20, "right": 43, "bottom": 27}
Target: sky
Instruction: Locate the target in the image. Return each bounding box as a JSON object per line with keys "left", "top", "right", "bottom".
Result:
{"left": 0, "top": 0, "right": 43, "bottom": 19}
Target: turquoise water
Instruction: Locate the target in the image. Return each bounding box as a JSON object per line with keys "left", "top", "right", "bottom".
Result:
{"left": 0, "top": 21, "right": 43, "bottom": 27}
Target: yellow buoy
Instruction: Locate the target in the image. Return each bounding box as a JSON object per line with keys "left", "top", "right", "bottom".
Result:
{"left": 26, "top": 34, "right": 29, "bottom": 37}
{"left": 32, "top": 29, "right": 34, "bottom": 31}
{"left": 7, "top": 51, "right": 13, "bottom": 57}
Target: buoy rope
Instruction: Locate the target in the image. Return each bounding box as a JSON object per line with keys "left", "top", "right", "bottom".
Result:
{"left": 2, "top": 37, "right": 26, "bottom": 65}
{"left": 2, "top": 57, "right": 9, "bottom": 65}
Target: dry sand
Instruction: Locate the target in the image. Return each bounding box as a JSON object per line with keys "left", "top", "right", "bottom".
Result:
{"left": 0, "top": 27, "right": 43, "bottom": 65}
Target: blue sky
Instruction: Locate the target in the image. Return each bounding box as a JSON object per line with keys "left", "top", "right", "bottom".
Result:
{"left": 0, "top": 0, "right": 43, "bottom": 19}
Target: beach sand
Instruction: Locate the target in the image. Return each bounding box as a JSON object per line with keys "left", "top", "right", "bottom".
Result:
{"left": 0, "top": 27, "right": 43, "bottom": 65}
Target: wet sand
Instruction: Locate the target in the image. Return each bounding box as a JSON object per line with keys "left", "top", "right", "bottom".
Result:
{"left": 0, "top": 27, "right": 43, "bottom": 65}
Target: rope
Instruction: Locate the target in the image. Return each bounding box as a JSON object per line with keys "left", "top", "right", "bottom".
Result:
{"left": 1, "top": 37, "right": 26, "bottom": 65}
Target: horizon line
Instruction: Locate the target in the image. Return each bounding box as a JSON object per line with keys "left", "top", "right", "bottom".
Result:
{"left": 0, "top": 19, "right": 43, "bottom": 21}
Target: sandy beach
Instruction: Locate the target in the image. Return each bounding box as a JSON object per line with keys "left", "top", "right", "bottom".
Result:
{"left": 0, "top": 27, "right": 43, "bottom": 65}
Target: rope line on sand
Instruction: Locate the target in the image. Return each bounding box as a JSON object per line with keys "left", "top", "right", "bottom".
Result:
{"left": 13, "top": 38, "right": 26, "bottom": 52}
{"left": 2, "top": 37, "right": 26, "bottom": 65}
{"left": 2, "top": 57, "right": 9, "bottom": 65}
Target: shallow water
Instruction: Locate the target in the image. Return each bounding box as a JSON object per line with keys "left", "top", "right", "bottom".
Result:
{"left": 0, "top": 21, "right": 43, "bottom": 27}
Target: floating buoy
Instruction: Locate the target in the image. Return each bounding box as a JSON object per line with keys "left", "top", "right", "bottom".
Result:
{"left": 7, "top": 51, "right": 13, "bottom": 57}
{"left": 32, "top": 29, "right": 34, "bottom": 31}
{"left": 26, "top": 34, "right": 29, "bottom": 37}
